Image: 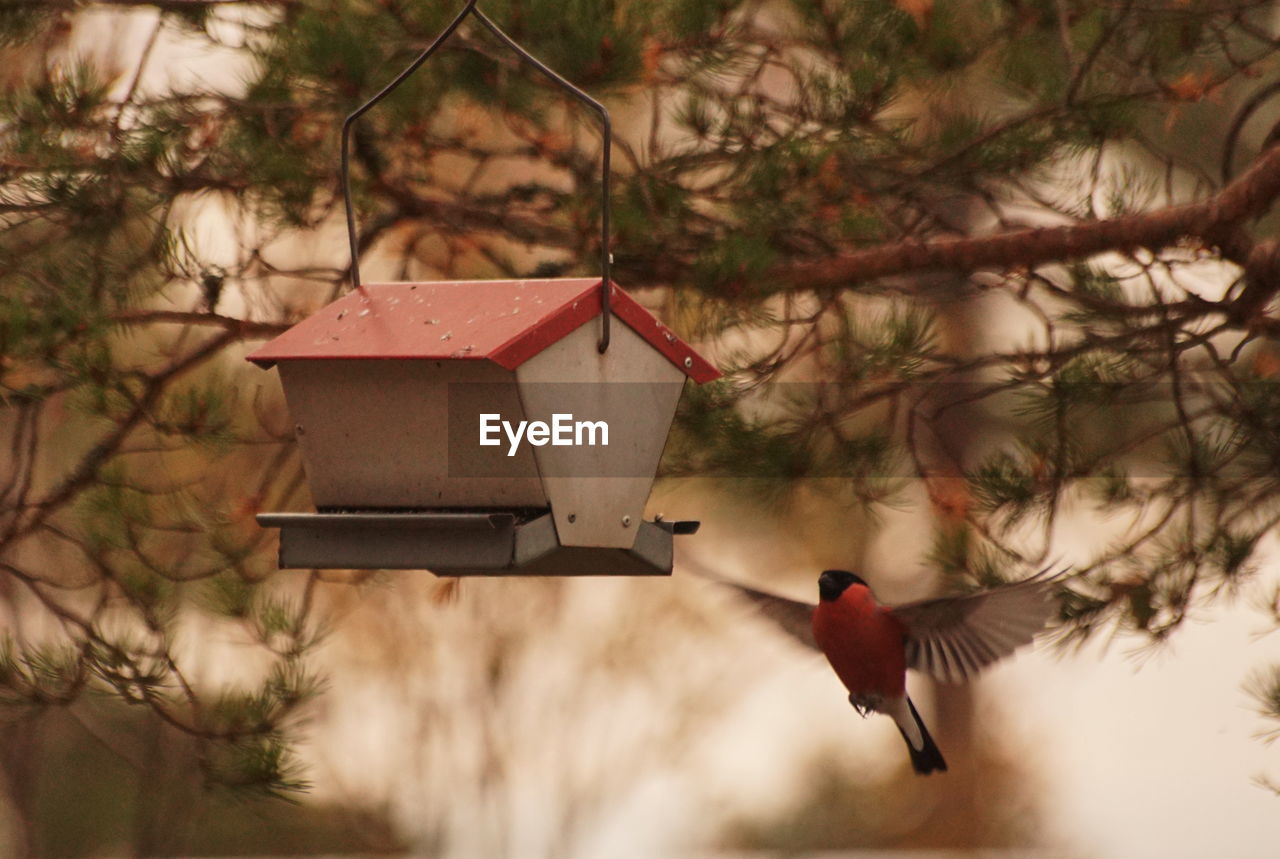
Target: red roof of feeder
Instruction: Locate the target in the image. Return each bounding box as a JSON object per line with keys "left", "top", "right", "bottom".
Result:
{"left": 246, "top": 278, "right": 720, "bottom": 384}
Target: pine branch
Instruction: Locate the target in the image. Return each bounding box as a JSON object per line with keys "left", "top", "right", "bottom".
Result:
{"left": 2, "top": 0, "right": 296, "bottom": 8}
{"left": 779, "top": 144, "right": 1280, "bottom": 291}
{"left": 1, "top": 330, "right": 242, "bottom": 547}
{"left": 110, "top": 310, "right": 289, "bottom": 338}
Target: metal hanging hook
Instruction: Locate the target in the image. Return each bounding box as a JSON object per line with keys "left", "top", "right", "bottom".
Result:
{"left": 339, "top": 1, "right": 614, "bottom": 352}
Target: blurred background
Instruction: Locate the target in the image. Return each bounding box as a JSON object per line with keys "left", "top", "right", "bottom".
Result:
{"left": 4, "top": 1, "right": 1280, "bottom": 856}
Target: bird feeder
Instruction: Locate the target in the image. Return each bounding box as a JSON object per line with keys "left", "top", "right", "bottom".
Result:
{"left": 247, "top": 3, "right": 721, "bottom": 575}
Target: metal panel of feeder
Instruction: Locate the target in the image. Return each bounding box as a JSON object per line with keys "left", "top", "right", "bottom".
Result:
{"left": 260, "top": 511, "right": 519, "bottom": 570}
{"left": 279, "top": 358, "right": 545, "bottom": 509}
{"left": 252, "top": 279, "right": 603, "bottom": 366}
{"left": 258, "top": 510, "right": 680, "bottom": 576}
{"left": 248, "top": 279, "right": 719, "bottom": 382}
{"left": 515, "top": 319, "right": 686, "bottom": 549}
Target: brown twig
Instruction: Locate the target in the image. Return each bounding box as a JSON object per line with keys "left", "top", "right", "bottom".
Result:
{"left": 778, "top": 145, "right": 1280, "bottom": 291}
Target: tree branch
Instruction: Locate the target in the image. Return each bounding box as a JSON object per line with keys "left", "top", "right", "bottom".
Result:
{"left": 779, "top": 144, "right": 1280, "bottom": 290}
{"left": 110, "top": 310, "right": 289, "bottom": 337}
{"left": 1, "top": 330, "right": 242, "bottom": 546}
{"left": 4, "top": 0, "right": 295, "bottom": 9}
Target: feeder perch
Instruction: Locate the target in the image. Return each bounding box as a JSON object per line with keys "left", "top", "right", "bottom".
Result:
{"left": 248, "top": 278, "right": 719, "bottom": 575}
{"left": 247, "top": 2, "right": 720, "bottom": 575}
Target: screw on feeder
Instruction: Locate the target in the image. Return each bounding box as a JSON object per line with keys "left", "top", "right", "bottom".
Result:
{"left": 338, "top": 0, "right": 615, "bottom": 352}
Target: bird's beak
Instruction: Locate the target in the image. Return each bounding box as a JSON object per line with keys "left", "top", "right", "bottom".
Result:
{"left": 818, "top": 571, "right": 842, "bottom": 602}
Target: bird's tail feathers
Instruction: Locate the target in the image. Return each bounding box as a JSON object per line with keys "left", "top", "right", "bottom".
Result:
{"left": 888, "top": 696, "right": 948, "bottom": 775}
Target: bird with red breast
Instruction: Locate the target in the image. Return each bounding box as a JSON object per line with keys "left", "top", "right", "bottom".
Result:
{"left": 712, "top": 567, "right": 1063, "bottom": 775}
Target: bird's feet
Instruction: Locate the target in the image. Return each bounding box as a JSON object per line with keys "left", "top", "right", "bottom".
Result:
{"left": 848, "top": 693, "right": 882, "bottom": 718}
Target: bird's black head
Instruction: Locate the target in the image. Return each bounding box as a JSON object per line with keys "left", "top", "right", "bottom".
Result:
{"left": 818, "top": 569, "right": 868, "bottom": 602}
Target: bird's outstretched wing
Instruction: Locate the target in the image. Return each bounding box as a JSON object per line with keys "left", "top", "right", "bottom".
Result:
{"left": 890, "top": 568, "right": 1064, "bottom": 684}
{"left": 710, "top": 579, "right": 819, "bottom": 651}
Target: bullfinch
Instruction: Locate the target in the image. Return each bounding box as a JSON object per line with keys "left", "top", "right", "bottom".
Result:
{"left": 717, "top": 568, "right": 1062, "bottom": 775}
